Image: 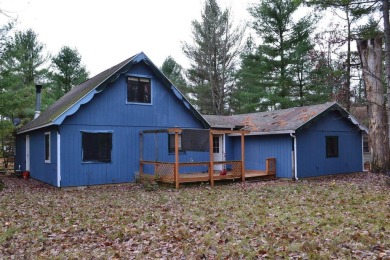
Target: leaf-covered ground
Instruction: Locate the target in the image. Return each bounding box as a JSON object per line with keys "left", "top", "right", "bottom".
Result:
{"left": 0, "top": 173, "right": 389, "bottom": 259}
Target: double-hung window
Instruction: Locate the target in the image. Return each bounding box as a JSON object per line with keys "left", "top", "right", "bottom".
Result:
{"left": 82, "top": 132, "right": 112, "bottom": 163}
{"left": 127, "top": 76, "right": 151, "bottom": 104}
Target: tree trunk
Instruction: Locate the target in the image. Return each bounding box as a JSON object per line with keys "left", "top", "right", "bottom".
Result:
{"left": 383, "top": 0, "right": 390, "bottom": 153}
{"left": 357, "top": 38, "right": 390, "bottom": 173}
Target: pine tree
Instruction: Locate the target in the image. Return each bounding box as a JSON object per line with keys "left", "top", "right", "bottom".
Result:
{"left": 160, "top": 56, "right": 191, "bottom": 99}
{"left": 50, "top": 46, "right": 89, "bottom": 99}
{"left": 236, "top": 0, "right": 320, "bottom": 111}
{"left": 183, "top": 0, "right": 245, "bottom": 115}
{"left": 0, "top": 29, "right": 48, "bottom": 121}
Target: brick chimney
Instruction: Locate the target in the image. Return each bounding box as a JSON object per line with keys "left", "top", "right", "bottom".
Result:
{"left": 34, "top": 84, "right": 42, "bottom": 119}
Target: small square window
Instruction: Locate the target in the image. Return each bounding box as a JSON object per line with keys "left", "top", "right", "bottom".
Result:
{"left": 44, "top": 132, "right": 50, "bottom": 163}
{"left": 127, "top": 76, "right": 151, "bottom": 103}
{"left": 326, "top": 136, "right": 339, "bottom": 158}
{"left": 168, "top": 133, "right": 182, "bottom": 153}
{"left": 82, "top": 132, "right": 112, "bottom": 162}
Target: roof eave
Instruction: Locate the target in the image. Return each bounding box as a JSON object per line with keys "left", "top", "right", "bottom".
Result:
{"left": 17, "top": 122, "right": 55, "bottom": 134}
{"left": 228, "top": 130, "right": 295, "bottom": 136}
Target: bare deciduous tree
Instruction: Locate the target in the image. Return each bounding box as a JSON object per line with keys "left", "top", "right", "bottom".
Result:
{"left": 357, "top": 37, "right": 390, "bottom": 172}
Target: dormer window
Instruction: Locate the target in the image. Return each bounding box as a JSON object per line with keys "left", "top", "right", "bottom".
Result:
{"left": 127, "top": 76, "right": 151, "bottom": 104}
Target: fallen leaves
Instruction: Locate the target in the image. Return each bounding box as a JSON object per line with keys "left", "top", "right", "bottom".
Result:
{"left": 0, "top": 173, "right": 389, "bottom": 259}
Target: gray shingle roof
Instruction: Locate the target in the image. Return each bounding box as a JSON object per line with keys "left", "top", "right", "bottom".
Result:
{"left": 203, "top": 102, "right": 367, "bottom": 133}
{"left": 18, "top": 55, "right": 136, "bottom": 133}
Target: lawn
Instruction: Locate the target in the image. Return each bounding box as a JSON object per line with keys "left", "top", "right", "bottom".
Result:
{"left": 0, "top": 173, "right": 389, "bottom": 259}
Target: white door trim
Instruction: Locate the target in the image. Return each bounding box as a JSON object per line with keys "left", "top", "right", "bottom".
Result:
{"left": 26, "top": 135, "right": 30, "bottom": 171}
{"left": 213, "top": 134, "right": 224, "bottom": 171}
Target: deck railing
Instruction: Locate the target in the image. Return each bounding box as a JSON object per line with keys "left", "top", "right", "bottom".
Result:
{"left": 140, "top": 158, "right": 276, "bottom": 188}
{"left": 140, "top": 160, "right": 243, "bottom": 186}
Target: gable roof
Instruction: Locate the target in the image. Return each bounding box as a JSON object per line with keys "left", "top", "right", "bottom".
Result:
{"left": 203, "top": 102, "right": 368, "bottom": 135}
{"left": 18, "top": 52, "right": 208, "bottom": 134}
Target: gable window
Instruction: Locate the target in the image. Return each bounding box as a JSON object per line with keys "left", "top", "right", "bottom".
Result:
{"left": 127, "top": 76, "right": 151, "bottom": 104}
{"left": 44, "top": 132, "right": 50, "bottom": 163}
{"left": 326, "top": 136, "right": 339, "bottom": 158}
{"left": 82, "top": 132, "right": 112, "bottom": 162}
{"left": 168, "top": 133, "right": 182, "bottom": 153}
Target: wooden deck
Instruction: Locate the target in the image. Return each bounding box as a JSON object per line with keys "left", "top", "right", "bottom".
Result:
{"left": 140, "top": 157, "right": 276, "bottom": 188}
{"left": 173, "top": 170, "right": 274, "bottom": 184}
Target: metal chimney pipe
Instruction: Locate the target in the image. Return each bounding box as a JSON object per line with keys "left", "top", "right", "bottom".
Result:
{"left": 34, "top": 84, "right": 42, "bottom": 119}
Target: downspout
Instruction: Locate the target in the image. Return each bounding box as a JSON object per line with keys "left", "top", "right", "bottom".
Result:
{"left": 290, "top": 132, "right": 298, "bottom": 180}
{"left": 361, "top": 132, "right": 364, "bottom": 171}
{"left": 57, "top": 130, "right": 61, "bottom": 187}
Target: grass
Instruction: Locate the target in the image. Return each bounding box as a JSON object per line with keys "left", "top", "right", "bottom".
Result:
{"left": 0, "top": 173, "right": 389, "bottom": 259}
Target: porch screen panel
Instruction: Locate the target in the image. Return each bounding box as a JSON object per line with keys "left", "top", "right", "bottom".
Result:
{"left": 181, "top": 129, "right": 210, "bottom": 152}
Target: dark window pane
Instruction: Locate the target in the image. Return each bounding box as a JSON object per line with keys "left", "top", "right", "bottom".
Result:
{"left": 326, "top": 136, "right": 338, "bottom": 158}
{"left": 213, "top": 136, "right": 219, "bottom": 153}
{"left": 127, "top": 77, "right": 151, "bottom": 103}
{"left": 363, "top": 136, "right": 369, "bottom": 153}
{"left": 82, "top": 133, "right": 112, "bottom": 162}
{"left": 168, "top": 134, "right": 182, "bottom": 153}
{"left": 45, "top": 133, "right": 50, "bottom": 161}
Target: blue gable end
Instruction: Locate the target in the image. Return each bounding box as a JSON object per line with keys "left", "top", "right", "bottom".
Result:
{"left": 58, "top": 61, "right": 207, "bottom": 186}
{"left": 15, "top": 53, "right": 209, "bottom": 187}
{"left": 296, "top": 110, "right": 363, "bottom": 178}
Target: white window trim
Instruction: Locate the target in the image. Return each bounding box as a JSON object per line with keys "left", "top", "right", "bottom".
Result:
{"left": 44, "top": 132, "right": 51, "bottom": 163}
{"left": 125, "top": 75, "right": 153, "bottom": 105}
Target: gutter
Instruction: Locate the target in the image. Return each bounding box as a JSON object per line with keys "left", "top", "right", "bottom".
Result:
{"left": 290, "top": 132, "right": 298, "bottom": 180}
{"left": 228, "top": 130, "right": 295, "bottom": 136}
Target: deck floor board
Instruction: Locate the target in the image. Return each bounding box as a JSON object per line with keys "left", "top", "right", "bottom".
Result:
{"left": 158, "top": 171, "right": 274, "bottom": 184}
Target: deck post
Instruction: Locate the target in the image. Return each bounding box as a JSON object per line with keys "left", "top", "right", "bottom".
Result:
{"left": 241, "top": 132, "right": 245, "bottom": 183}
{"left": 209, "top": 130, "right": 214, "bottom": 187}
{"left": 139, "top": 132, "right": 143, "bottom": 181}
{"left": 174, "top": 130, "right": 180, "bottom": 189}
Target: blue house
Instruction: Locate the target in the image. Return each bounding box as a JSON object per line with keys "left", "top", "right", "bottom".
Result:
{"left": 204, "top": 102, "right": 368, "bottom": 179}
{"left": 15, "top": 52, "right": 368, "bottom": 187}
{"left": 15, "top": 52, "right": 210, "bottom": 187}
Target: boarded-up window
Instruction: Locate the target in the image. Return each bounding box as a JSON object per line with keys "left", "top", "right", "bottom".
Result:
{"left": 82, "top": 132, "right": 112, "bottom": 162}
{"left": 168, "top": 134, "right": 182, "bottom": 153}
{"left": 127, "top": 76, "right": 151, "bottom": 103}
{"left": 326, "top": 136, "right": 339, "bottom": 158}
{"left": 44, "top": 132, "right": 50, "bottom": 163}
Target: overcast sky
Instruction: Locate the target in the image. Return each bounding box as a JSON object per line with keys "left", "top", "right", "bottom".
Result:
{"left": 1, "top": 0, "right": 257, "bottom": 76}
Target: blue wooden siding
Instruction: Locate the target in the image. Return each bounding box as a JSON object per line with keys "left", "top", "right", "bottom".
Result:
{"left": 296, "top": 110, "right": 363, "bottom": 178}
{"left": 230, "top": 134, "right": 293, "bottom": 178}
{"left": 58, "top": 63, "right": 207, "bottom": 186}
{"left": 15, "top": 128, "right": 58, "bottom": 186}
